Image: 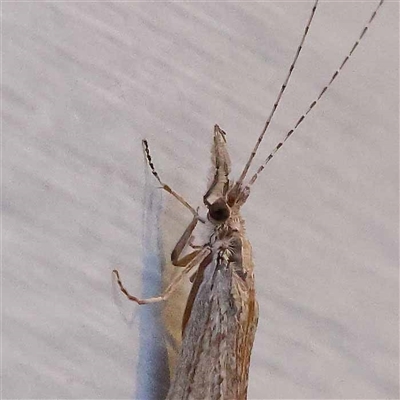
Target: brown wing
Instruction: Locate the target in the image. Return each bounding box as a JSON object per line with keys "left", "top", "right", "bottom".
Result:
{"left": 167, "top": 236, "right": 258, "bottom": 400}
{"left": 234, "top": 268, "right": 259, "bottom": 399}
{"left": 234, "top": 237, "right": 259, "bottom": 398}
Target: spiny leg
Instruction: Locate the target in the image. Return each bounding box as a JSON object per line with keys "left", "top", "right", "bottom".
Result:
{"left": 113, "top": 247, "right": 211, "bottom": 305}
{"left": 236, "top": 0, "right": 320, "bottom": 186}
{"left": 142, "top": 139, "right": 199, "bottom": 218}
{"left": 246, "top": 0, "right": 386, "bottom": 189}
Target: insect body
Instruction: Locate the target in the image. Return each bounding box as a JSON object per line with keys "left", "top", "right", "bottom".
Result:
{"left": 114, "top": 126, "right": 259, "bottom": 397}
{"left": 164, "top": 126, "right": 258, "bottom": 398}
{"left": 113, "top": 0, "right": 385, "bottom": 398}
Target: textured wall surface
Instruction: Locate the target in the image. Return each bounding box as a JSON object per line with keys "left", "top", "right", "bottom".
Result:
{"left": 3, "top": 1, "right": 399, "bottom": 399}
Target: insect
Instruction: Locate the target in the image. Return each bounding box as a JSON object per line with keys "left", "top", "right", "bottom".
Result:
{"left": 113, "top": 0, "right": 385, "bottom": 398}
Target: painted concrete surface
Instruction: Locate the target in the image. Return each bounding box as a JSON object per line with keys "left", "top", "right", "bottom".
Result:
{"left": 3, "top": 1, "right": 398, "bottom": 399}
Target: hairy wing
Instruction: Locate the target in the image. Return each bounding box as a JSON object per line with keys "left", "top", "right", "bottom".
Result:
{"left": 167, "top": 236, "right": 258, "bottom": 400}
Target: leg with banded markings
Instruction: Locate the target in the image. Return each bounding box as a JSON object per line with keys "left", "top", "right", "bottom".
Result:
{"left": 142, "top": 139, "right": 200, "bottom": 218}
{"left": 113, "top": 247, "right": 211, "bottom": 305}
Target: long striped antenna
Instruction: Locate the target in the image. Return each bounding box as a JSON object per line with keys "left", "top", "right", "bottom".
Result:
{"left": 142, "top": 139, "right": 199, "bottom": 217}
{"left": 246, "top": 0, "right": 385, "bottom": 189}
{"left": 236, "top": 0, "right": 320, "bottom": 187}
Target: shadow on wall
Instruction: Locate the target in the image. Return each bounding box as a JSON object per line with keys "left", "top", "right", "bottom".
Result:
{"left": 134, "top": 155, "right": 170, "bottom": 400}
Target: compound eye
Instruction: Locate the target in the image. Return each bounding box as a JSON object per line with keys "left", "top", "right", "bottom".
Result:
{"left": 208, "top": 199, "right": 230, "bottom": 223}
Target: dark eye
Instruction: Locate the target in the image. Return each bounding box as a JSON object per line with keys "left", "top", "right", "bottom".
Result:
{"left": 208, "top": 199, "right": 230, "bottom": 223}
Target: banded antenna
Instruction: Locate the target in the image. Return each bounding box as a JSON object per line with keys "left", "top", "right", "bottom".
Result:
{"left": 236, "top": 0, "right": 320, "bottom": 187}
{"left": 246, "top": 0, "right": 385, "bottom": 190}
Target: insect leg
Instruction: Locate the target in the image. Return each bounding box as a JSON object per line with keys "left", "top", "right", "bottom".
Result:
{"left": 188, "top": 237, "right": 203, "bottom": 250}
{"left": 113, "top": 247, "right": 211, "bottom": 305}
{"left": 181, "top": 251, "right": 213, "bottom": 333}
{"left": 142, "top": 139, "right": 200, "bottom": 218}
{"left": 171, "top": 216, "right": 202, "bottom": 267}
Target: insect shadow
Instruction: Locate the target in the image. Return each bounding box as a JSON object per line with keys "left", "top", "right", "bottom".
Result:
{"left": 134, "top": 154, "right": 170, "bottom": 400}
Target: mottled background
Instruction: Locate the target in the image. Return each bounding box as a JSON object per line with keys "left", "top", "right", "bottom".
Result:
{"left": 2, "top": 1, "right": 398, "bottom": 399}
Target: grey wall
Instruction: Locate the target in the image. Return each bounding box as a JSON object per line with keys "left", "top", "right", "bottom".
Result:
{"left": 3, "top": 1, "right": 398, "bottom": 399}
